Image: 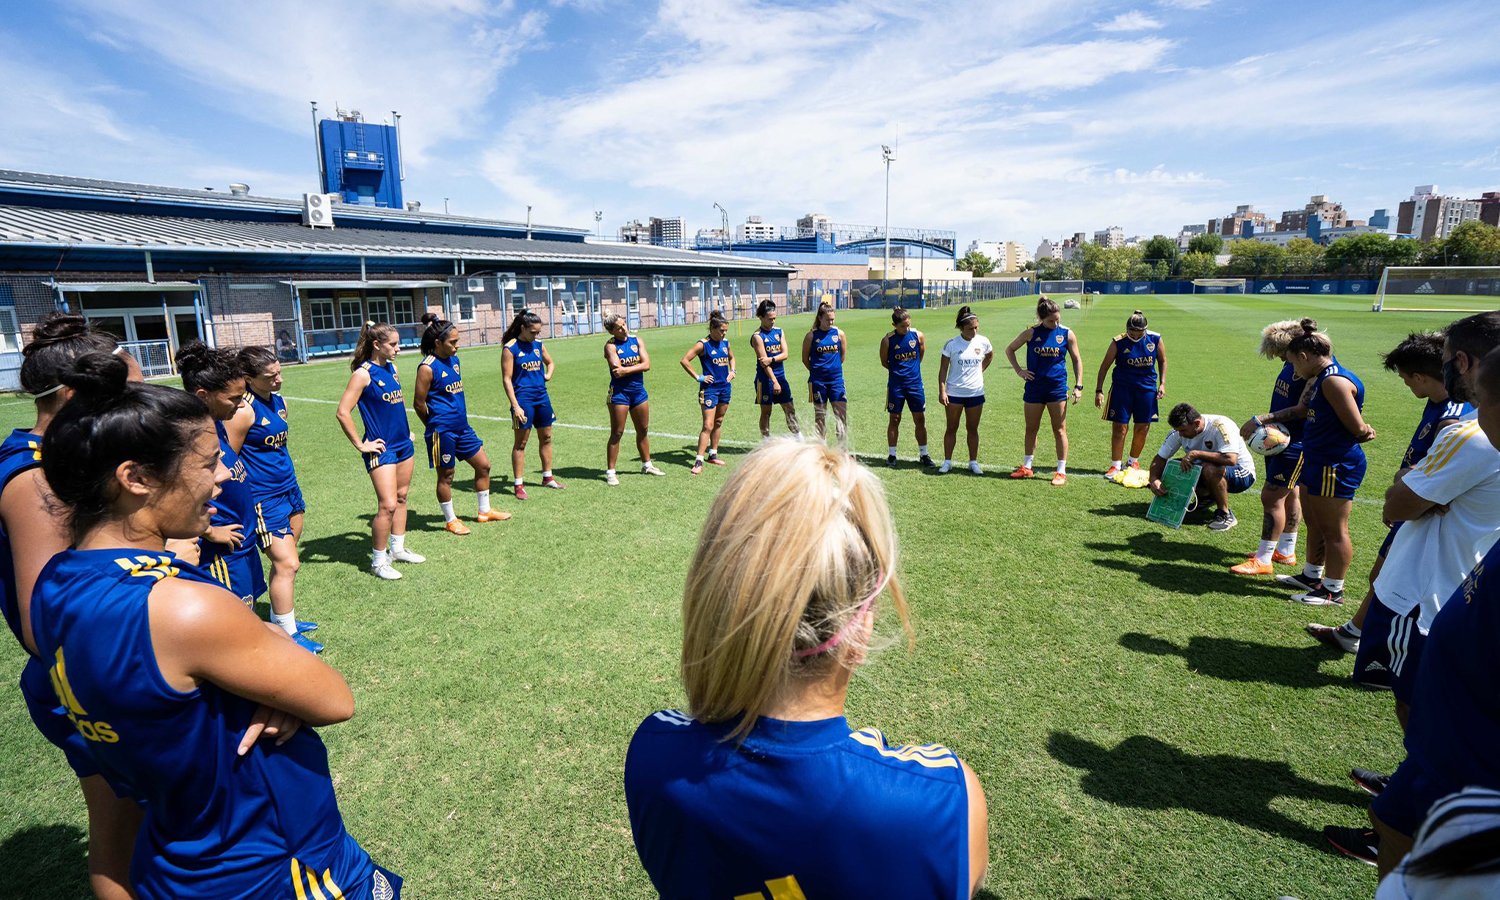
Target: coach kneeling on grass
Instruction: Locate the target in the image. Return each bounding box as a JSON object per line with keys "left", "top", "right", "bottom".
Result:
{"left": 1148, "top": 403, "right": 1257, "bottom": 532}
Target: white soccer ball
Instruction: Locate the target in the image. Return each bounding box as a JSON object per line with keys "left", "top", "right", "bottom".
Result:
{"left": 1250, "top": 422, "right": 1291, "bottom": 456}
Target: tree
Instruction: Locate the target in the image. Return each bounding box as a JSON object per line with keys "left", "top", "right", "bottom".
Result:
{"left": 1034, "top": 256, "right": 1069, "bottom": 281}
{"left": 1226, "top": 239, "right": 1287, "bottom": 277}
{"left": 1439, "top": 221, "right": 1500, "bottom": 266}
{"left": 956, "top": 250, "right": 997, "bottom": 277}
{"left": 1141, "top": 235, "right": 1179, "bottom": 271}
{"left": 1187, "top": 232, "right": 1223, "bottom": 256}
{"left": 1178, "top": 251, "right": 1219, "bottom": 279}
{"left": 1324, "top": 233, "right": 1417, "bottom": 276}
{"left": 1283, "top": 237, "right": 1325, "bottom": 276}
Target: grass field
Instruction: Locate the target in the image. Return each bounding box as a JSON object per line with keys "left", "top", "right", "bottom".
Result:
{"left": 0, "top": 294, "right": 1469, "bottom": 899}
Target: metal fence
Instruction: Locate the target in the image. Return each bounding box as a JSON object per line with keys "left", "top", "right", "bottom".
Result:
{"left": 119, "top": 339, "right": 174, "bottom": 377}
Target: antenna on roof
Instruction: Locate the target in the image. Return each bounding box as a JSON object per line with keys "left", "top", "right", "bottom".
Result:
{"left": 310, "top": 101, "right": 325, "bottom": 192}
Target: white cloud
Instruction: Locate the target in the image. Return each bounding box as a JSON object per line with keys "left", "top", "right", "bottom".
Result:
{"left": 1157, "top": 0, "right": 1211, "bottom": 9}
{"left": 1098, "top": 11, "right": 1165, "bottom": 32}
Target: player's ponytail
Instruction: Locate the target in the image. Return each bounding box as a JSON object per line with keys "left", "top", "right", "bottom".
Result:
{"left": 707, "top": 310, "right": 728, "bottom": 332}
{"left": 815, "top": 301, "right": 835, "bottom": 329}
{"left": 891, "top": 306, "right": 910, "bottom": 326}
{"left": 1127, "top": 310, "right": 1148, "bottom": 330}
{"left": 1037, "top": 296, "right": 1060, "bottom": 321}
{"left": 955, "top": 305, "right": 977, "bottom": 330}
{"left": 20, "top": 311, "right": 120, "bottom": 407}
{"left": 756, "top": 299, "right": 776, "bottom": 319}
{"left": 1286, "top": 317, "right": 1332, "bottom": 358}
{"left": 351, "top": 321, "right": 398, "bottom": 371}
{"left": 502, "top": 310, "right": 542, "bottom": 344}
{"left": 419, "top": 312, "right": 456, "bottom": 357}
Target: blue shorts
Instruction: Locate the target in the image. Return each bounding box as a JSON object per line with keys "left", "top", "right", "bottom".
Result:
{"left": 363, "top": 440, "right": 414, "bottom": 471}
{"left": 366, "top": 864, "right": 404, "bottom": 899}
{"left": 809, "top": 378, "right": 847, "bottom": 404}
{"left": 1264, "top": 445, "right": 1305, "bottom": 490}
{"left": 948, "top": 394, "right": 985, "bottom": 408}
{"left": 1374, "top": 756, "right": 1458, "bottom": 838}
{"left": 699, "top": 384, "right": 732, "bottom": 410}
{"left": 20, "top": 655, "right": 99, "bottom": 779}
{"left": 1298, "top": 450, "right": 1367, "bottom": 500}
{"left": 253, "top": 485, "right": 306, "bottom": 549}
{"left": 426, "top": 426, "right": 484, "bottom": 469}
{"left": 1378, "top": 521, "right": 1404, "bottom": 559}
{"left": 886, "top": 381, "right": 926, "bottom": 415}
{"left": 608, "top": 384, "right": 649, "bottom": 408}
{"left": 512, "top": 395, "right": 556, "bottom": 431}
{"left": 1104, "top": 383, "right": 1159, "bottom": 424}
{"left": 756, "top": 373, "right": 793, "bottom": 406}
{"left": 201, "top": 542, "right": 267, "bottom": 606}
{"left": 1352, "top": 596, "right": 1420, "bottom": 691}
{"left": 1023, "top": 378, "right": 1068, "bottom": 404}
{"left": 1223, "top": 466, "right": 1256, "bottom": 494}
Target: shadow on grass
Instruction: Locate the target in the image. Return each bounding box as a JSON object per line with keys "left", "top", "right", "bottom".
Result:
{"left": 1092, "top": 556, "right": 1288, "bottom": 599}
{"left": 1120, "top": 632, "right": 1354, "bottom": 690}
{"left": 300, "top": 513, "right": 454, "bottom": 568}
{"left": 0, "top": 823, "right": 90, "bottom": 899}
{"left": 1048, "top": 732, "right": 1365, "bottom": 850}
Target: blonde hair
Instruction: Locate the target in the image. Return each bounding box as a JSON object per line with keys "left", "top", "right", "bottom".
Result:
{"left": 1259, "top": 318, "right": 1326, "bottom": 360}
{"left": 681, "top": 438, "right": 910, "bottom": 742}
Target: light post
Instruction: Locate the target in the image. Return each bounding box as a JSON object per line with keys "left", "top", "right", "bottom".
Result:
{"left": 594, "top": 210, "right": 602, "bottom": 239}
{"left": 712, "top": 201, "right": 729, "bottom": 252}
{"left": 881, "top": 144, "right": 896, "bottom": 293}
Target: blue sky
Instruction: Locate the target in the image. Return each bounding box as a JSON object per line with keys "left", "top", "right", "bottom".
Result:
{"left": 2, "top": 0, "right": 1498, "bottom": 250}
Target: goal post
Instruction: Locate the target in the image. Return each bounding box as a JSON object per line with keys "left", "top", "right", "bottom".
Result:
{"left": 1373, "top": 266, "right": 1500, "bottom": 313}
{"left": 1192, "top": 278, "right": 1247, "bottom": 294}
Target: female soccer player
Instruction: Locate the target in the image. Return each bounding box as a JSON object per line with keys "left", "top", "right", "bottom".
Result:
{"left": 603, "top": 314, "right": 665, "bottom": 484}
{"left": 33, "top": 350, "right": 401, "bottom": 899}
{"left": 228, "top": 346, "right": 314, "bottom": 644}
{"left": 336, "top": 322, "right": 425, "bottom": 581}
{"left": 880, "top": 306, "right": 931, "bottom": 467}
{"left": 1005, "top": 296, "right": 1082, "bottom": 486}
{"left": 1094, "top": 309, "right": 1167, "bottom": 478}
{"left": 413, "top": 313, "right": 511, "bottom": 531}
{"left": 681, "top": 310, "right": 735, "bottom": 475}
{"left": 3, "top": 314, "right": 141, "bottom": 900}
{"left": 937, "top": 305, "right": 994, "bottom": 475}
{"left": 750, "top": 300, "right": 799, "bottom": 438}
{"left": 501, "top": 310, "right": 564, "bottom": 499}
{"left": 624, "top": 438, "right": 988, "bottom": 898}
{"left": 802, "top": 301, "right": 849, "bottom": 442}
{"left": 1251, "top": 320, "right": 1376, "bottom": 605}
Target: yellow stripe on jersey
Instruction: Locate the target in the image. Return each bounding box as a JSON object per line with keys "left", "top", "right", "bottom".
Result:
{"left": 1424, "top": 423, "right": 1480, "bottom": 474}
{"left": 291, "top": 860, "right": 309, "bottom": 900}
{"left": 849, "top": 728, "right": 958, "bottom": 769}
{"left": 320, "top": 869, "right": 346, "bottom": 900}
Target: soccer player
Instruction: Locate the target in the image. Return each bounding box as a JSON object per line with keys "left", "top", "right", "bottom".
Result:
{"left": 33, "top": 350, "right": 401, "bottom": 898}
{"left": 1147, "top": 403, "right": 1257, "bottom": 531}
{"left": 681, "top": 310, "right": 736, "bottom": 475}
{"left": 501, "top": 310, "right": 564, "bottom": 498}
{"left": 937, "top": 305, "right": 994, "bottom": 475}
{"left": 227, "top": 346, "right": 314, "bottom": 646}
{"left": 1232, "top": 320, "right": 1313, "bottom": 576}
{"left": 1256, "top": 320, "right": 1376, "bottom": 605}
{"left": 802, "top": 301, "right": 849, "bottom": 442}
{"left": 3, "top": 314, "right": 142, "bottom": 900}
{"left": 336, "top": 322, "right": 426, "bottom": 581}
{"left": 624, "top": 438, "right": 989, "bottom": 898}
{"left": 603, "top": 313, "right": 665, "bottom": 484}
{"left": 1004, "top": 296, "right": 1082, "bottom": 485}
{"left": 750, "top": 300, "right": 799, "bottom": 439}
{"left": 413, "top": 313, "right": 511, "bottom": 529}
{"left": 1094, "top": 309, "right": 1167, "bottom": 478}
{"left": 881, "top": 306, "right": 932, "bottom": 467}
{"left": 1307, "top": 332, "right": 1470, "bottom": 658}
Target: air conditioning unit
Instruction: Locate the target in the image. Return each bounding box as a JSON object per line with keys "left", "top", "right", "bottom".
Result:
{"left": 616, "top": 276, "right": 629, "bottom": 289}
{"left": 709, "top": 279, "right": 720, "bottom": 290}
{"left": 532, "top": 277, "right": 548, "bottom": 290}
{"left": 466, "top": 277, "right": 485, "bottom": 292}
{"left": 651, "top": 275, "right": 665, "bottom": 288}
{"left": 549, "top": 276, "right": 566, "bottom": 289}
{"left": 302, "top": 193, "right": 337, "bottom": 228}
{"left": 689, "top": 277, "right": 701, "bottom": 289}
{"left": 499, "top": 273, "right": 517, "bottom": 291}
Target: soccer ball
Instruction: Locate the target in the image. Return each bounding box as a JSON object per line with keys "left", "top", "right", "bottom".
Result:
{"left": 1250, "top": 423, "right": 1291, "bottom": 456}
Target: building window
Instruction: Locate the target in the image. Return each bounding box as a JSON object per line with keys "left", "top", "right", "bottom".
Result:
{"left": 367, "top": 295, "right": 391, "bottom": 324}
{"left": 0, "top": 307, "right": 18, "bottom": 352}
{"left": 455, "top": 295, "right": 475, "bottom": 322}
{"left": 339, "top": 298, "right": 363, "bottom": 329}
{"left": 309, "top": 300, "right": 336, "bottom": 331}
{"left": 393, "top": 294, "right": 416, "bottom": 325}
{"left": 509, "top": 286, "right": 527, "bottom": 313}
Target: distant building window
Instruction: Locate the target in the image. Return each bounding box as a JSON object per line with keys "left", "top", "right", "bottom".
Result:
{"left": 339, "top": 299, "right": 363, "bottom": 329}
{"left": 393, "top": 294, "right": 416, "bottom": 325}
{"left": 367, "top": 296, "right": 391, "bottom": 324}
{"left": 309, "top": 300, "right": 336, "bottom": 331}
{"left": 0, "top": 308, "right": 18, "bottom": 352}
{"left": 455, "top": 295, "right": 475, "bottom": 322}
{"left": 509, "top": 287, "right": 527, "bottom": 313}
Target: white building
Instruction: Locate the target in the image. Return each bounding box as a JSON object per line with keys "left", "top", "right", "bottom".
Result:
{"left": 1035, "top": 238, "right": 1063, "bottom": 261}
{"left": 1176, "top": 224, "right": 1207, "bottom": 249}
{"left": 695, "top": 227, "right": 729, "bottom": 247}
{"left": 1093, "top": 225, "right": 1124, "bottom": 249}
{"left": 737, "top": 216, "right": 778, "bottom": 243}
{"left": 649, "top": 216, "right": 685, "bottom": 248}
{"left": 797, "top": 212, "right": 832, "bottom": 239}
{"left": 618, "top": 219, "right": 650, "bottom": 244}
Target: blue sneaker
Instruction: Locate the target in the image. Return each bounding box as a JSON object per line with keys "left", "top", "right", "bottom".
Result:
{"left": 295, "top": 620, "right": 318, "bottom": 634}
{"left": 293, "top": 633, "right": 324, "bottom": 654}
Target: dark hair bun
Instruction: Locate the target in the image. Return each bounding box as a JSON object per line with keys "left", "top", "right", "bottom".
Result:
{"left": 174, "top": 339, "right": 211, "bottom": 370}
{"left": 1132, "top": 309, "right": 1144, "bottom": 316}
{"left": 61, "top": 351, "right": 130, "bottom": 401}
{"left": 1300, "top": 318, "right": 1318, "bottom": 334}
{"left": 421, "top": 312, "right": 440, "bottom": 326}
{"left": 26, "top": 313, "right": 94, "bottom": 357}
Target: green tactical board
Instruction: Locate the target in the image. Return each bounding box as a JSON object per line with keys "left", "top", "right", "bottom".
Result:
{"left": 1146, "top": 462, "right": 1202, "bottom": 530}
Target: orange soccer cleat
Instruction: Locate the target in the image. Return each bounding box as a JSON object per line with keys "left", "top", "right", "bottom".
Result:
{"left": 1230, "top": 557, "right": 1274, "bottom": 576}
{"left": 444, "top": 520, "right": 472, "bottom": 536}
{"left": 1009, "top": 466, "right": 1035, "bottom": 479}
{"left": 1272, "top": 551, "right": 1298, "bottom": 566}
{"left": 477, "top": 509, "right": 512, "bottom": 523}
{"left": 1050, "top": 472, "right": 1067, "bottom": 487}
{"left": 1104, "top": 465, "right": 1121, "bottom": 479}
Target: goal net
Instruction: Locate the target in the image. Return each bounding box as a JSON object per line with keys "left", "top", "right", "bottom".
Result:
{"left": 1192, "top": 278, "right": 1247, "bottom": 294}
{"left": 1373, "top": 267, "right": 1500, "bottom": 313}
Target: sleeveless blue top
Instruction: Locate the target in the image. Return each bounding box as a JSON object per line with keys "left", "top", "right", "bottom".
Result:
{"left": 421, "top": 353, "right": 470, "bottom": 433}
{"left": 239, "top": 391, "right": 298, "bottom": 498}
{"left": 1026, "top": 324, "right": 1070, "bottom": 385}
{"left": 626, "top": 711, "right": 970, "bottom": 899}
{"left": 756, "top": 327, "right": 787, "bottom": 379}
{"left": 1269, "top": 361, "right": 1309, "bottom": 445}
{"left": 609, "top": 336, "right": 645, "bottom": 393}
{"left": 1110, "top": 331, "right": 1161, "bottom": 391}
{"left": 506, "top": 339, "right": 548, "bottom": 401}
{"left": 29, "top": 549, "right": 374, "bottom": 899}
{"left": 355, "top": 361, "right": 412, "bottom": 452}
{"left": 698, "top": 338, "right": 731, "bottom": 383}
{"left": 808, "top": 328, "right": 843, "bottom": 382}
{"left": 0, "top": 428, "right": 42, "bottom": 651}
{"left": 207, "top": 421, "right": 255, "bottom": 542}
{"left": 887, "top": 331, "right": 923, "bottom": 385}
{"left": 1403, "top": 398, "right": 1473, "bottom": 468}
{"left": 1303, "top": 361, "right": 1366, "bottom": 459}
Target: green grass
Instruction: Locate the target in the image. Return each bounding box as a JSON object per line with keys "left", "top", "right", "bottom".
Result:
{"left": 0, "top": 295, "right": 1466, "bottom": 899}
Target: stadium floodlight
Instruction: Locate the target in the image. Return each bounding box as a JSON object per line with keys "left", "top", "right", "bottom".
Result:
{"left": 1191, "top": 278, "right": 1247, "bottom": 294}
{"left": 1372, "top": 266, "right": 1500, "bottom": 313}
{"left": 881, "top": 144, "right": 896, "bottom": 286}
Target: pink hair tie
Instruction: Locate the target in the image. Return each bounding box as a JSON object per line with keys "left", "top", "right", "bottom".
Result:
{"left": 794, "top": 569, "right": 889, "bottom": 659}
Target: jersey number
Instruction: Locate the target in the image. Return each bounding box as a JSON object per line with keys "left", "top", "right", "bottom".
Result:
{"left": 735, "top": 875, "right": 807, "bottom": 900}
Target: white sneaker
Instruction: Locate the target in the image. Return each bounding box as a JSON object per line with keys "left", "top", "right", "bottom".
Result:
{"left": 938, "top": 460, "right": 952, "bottom": 474}
{"left": 968, "top": 461, "right": 982, "bottom": 475}
{"left": 641, "top": 462, "right": 665, "bottom": 476}
{"left": 605, "top": 471, "right": 620, "bottom": 486}
{"left": 372, "top": 563, "right": 403, "bottom": 580}
{"left": 390, "top": 548, "right": 426, "bottom": 564}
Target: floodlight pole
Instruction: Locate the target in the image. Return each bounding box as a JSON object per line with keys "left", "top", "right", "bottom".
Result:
{"left": 882, "top": 145, "right": 895, "bottom": 293}
{"left": 713, "top": 202, "right": 729, "bottom": 252}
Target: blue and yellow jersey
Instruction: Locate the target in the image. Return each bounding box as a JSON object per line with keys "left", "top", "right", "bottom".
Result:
{"left": 29, "top": 549, "right": 375, "bottom": 898}
{"left": 506, "top": 339, "right": 548, "bottom": 401}
{"left": 356, "top": 361, "right": 412, "bottom": 451}
{"left": 1110, "top": 331, "right": 1161, "bottom": 391}
{"left": 626, "top": 711, "right": 969, "bottom": 899}
{"left": 755, "top": 327, "right": 786, "bottom": 378}
{"left": 886, "top": 330, "right": 923, "bottom": 385}
{"left": 808, "top": 327, "right": 844, "bottom": 382}
{"left": 1026, "top": 324, "right": 1070, "bottom": 384}
{"left": 0, "top": 428, "right": 42, "bottom": 651}
{"left": 698, "top": 337, "right": 731, "bottom": 383}
{"left": 207, "top": 421, "right": 255, "bottom": 542}
{"left": 420, "top": 353, "right": 470, "bottom": 433}
{"left": 239, "top": 391, "right": 298, "bottom": 498}
{"left": 1269, "top": 361, "right": 1309, "bottom": 445}
{"left": 609, "top": 336, "right": 645, "bottom": 394}
{"left": 1403, "top": 398, "right": 1473, "bottom": 469}
{"left": 1303, "top": 361, "right": 1366, "bottom": 458}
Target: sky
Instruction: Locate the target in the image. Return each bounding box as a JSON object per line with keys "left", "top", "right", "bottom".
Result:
{"left": 2, "top": 0, "right": 1498, "bottom": 252}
